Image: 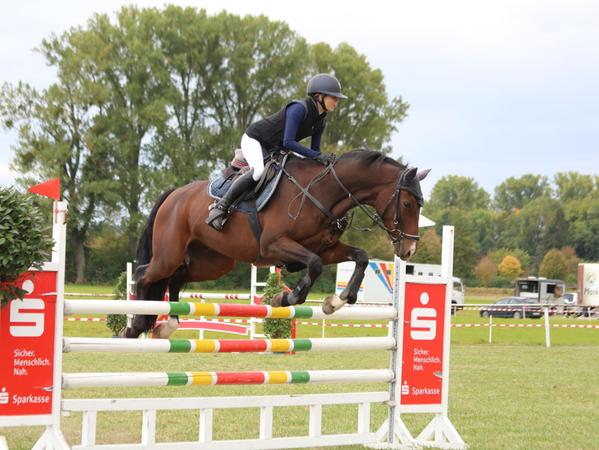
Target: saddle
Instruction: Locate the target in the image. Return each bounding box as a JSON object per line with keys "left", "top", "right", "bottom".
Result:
{"left": 208, "top": 151, "right": 287, "bottom": 212}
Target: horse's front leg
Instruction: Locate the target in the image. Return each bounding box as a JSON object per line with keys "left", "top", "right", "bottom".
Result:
{"left": 263, "top": 237, "right": 322, "bottom": 307}
{"left": 319, "top": 242, "right": 369, "bottom": 314}
{"left": 152, "top": 265, "right": 187, "bottom": 339}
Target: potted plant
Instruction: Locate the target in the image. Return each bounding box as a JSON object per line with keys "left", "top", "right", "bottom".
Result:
{"left": 0, "top": 187, "right": 54, "bottom": 308}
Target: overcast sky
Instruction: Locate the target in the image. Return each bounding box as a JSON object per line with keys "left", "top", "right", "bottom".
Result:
{"left": 1, "top": 0, "right": 598, "bottom": 199}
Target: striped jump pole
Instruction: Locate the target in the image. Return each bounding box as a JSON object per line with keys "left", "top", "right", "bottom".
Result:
{"left": 63, "top": 337, "right": 395, "bottom": 353}
{"left": 63, "top": 300, "right": 397, "bottom": 321}
{"left": 62, "top": 369, "right": 394, "bottom": 389}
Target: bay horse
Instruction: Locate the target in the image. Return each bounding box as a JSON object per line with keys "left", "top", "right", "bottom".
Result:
{"left": 124, "top": 150, "right": 429, "bottom": 338}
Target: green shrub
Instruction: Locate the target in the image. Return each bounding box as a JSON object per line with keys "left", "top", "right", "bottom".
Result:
{"left": 106, "top": 271, "right": 128, "bottom": 336}
{"left": 0, "top": 188, "right": 54, "bottom": 307}
{"left": 261, "top": 272, "right": 292, "bottom": 339}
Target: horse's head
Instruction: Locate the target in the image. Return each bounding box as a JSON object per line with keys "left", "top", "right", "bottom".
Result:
{"left": 379, "top": 166, "right": 430, "bottom": 260}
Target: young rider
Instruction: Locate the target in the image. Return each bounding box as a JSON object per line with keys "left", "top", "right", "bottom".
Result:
{"left": 206, "top": 73, "right": 347, "bottom": 231}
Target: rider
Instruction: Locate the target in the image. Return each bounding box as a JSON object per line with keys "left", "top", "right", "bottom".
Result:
{"left": 206, "top": 73, "right": 347, "bottom": 231}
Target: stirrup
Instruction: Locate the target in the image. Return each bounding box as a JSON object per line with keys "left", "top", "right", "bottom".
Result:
{"left": 206, "top": 205, "right": 230, "bottom": 230}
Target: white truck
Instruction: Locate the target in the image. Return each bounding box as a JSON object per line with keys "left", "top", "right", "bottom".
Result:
{"left": 335, "top": 260, "right": 465, "bottom": 309}
{"left": 514, "top": 277, "right": 566, "bottom": 303}
{"left": 578, "top": 263, "right": 599, "bottom": 306}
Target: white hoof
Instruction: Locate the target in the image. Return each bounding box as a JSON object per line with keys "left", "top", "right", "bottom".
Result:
{"left": 322, "top": 294, "right": 348, "bottom": 315}
{"left": 153, "top": 317, "right": 179, "bottom": 339}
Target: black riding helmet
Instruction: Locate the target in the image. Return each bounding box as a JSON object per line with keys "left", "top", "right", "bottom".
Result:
{"left": 307, "top": 74, "right": 348, "bottom": 99}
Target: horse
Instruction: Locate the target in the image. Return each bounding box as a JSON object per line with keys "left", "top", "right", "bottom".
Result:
{"left": 124, "top": 149, "right": 429, "bottom": 338}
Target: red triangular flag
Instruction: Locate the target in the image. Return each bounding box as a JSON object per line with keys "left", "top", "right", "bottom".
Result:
{"left": 28, "top": 178, "right": 61, "bottom": 200}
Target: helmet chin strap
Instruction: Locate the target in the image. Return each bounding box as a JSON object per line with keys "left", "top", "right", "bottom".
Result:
{"left": 316, "top": 94, "right": 328, "bottom": 113}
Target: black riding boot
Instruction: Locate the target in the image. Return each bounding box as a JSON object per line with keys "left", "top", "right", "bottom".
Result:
{"left": 206, "top": 169, "right": 257, "bottom": 231}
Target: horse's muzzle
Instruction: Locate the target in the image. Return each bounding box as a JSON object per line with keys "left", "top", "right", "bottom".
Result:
{"left": 394, "top": 240, "right": 416, "bottom": 261}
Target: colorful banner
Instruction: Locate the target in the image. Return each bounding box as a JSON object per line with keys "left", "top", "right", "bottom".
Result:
{"left": 0, "top": 271, "right": 57, "bottom": 418}
{"left": 400, "top": 281, "right": 446, "bottom": 405}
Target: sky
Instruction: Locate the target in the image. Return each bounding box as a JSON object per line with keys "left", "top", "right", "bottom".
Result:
{"left": 1, "top": 0, "right": 598, "bottom": 199}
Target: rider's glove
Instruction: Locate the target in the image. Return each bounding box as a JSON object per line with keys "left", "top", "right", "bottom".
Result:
{"left": 314, "top": 153, "right": 336, "bottom": 165}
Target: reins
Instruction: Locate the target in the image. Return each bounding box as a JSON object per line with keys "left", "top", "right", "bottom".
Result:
{"left": 276, "top": 159, "right": 420, "bottom": 243}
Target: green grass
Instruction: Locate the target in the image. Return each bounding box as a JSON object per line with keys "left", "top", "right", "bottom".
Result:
{"left": 3, "top": 341, "right": 598, "bottom": 450}
{"left": 4, "top": 286, "right": 598, "bottom": 449}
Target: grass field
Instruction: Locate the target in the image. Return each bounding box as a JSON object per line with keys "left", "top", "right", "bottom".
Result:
{"left": 2, "top": 286, "right": 599, "bottom": 449}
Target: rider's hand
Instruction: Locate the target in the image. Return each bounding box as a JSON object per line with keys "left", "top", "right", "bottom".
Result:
{"left": 314, "top": 153, "right": 336, "bottom": 165}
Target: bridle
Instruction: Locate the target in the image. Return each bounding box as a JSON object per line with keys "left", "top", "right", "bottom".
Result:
{"left": 330, "top": 166, "right": 421, "bottom": 244}
{"left": 279, "top": 160, "right": 421, "bottom": 245}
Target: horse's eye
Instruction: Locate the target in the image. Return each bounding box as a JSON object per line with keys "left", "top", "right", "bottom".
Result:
{"left": 403, "top": 201, "right": 412, "bottom": 209}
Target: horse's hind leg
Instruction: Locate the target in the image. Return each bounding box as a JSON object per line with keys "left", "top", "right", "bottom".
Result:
{"left": 263, "top": 237, "right": 323, "bottom": 307}
{"left": 124, "top": 263, "right": 171, "bottom": 338}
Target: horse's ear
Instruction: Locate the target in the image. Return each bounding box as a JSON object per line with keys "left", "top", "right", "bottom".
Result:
{"left": 403, "top": 167, "right": 417, "bottom": 182}
{"left": 416, "top": 168, "right": 431, "bottom": 181}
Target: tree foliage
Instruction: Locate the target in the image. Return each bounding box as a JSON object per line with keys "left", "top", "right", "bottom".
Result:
{"left": 487, "top": 248, "right": 531, "bottom": 275}
{"left": 426, "top": 175, "right": 490, "bottom": 212}
{"left": 539, "top": 249, "right": 568, "bottom": 280}
{"left": 411, "top": 228, "right": 441, "bottom": 264}
{"left": 2, "top": 6, "right": 406, "bottom": 283}
{"left": 474, "top": 256, "right": 497, "bottom": 287}
{"left": 308, "top": 43, "right": 408, "bottom": 154}
{"left": 493, "top": 174, "right": 551, "bottom": 211}
{"left": 498, "top": 255, "right": 522, "bottom": 280}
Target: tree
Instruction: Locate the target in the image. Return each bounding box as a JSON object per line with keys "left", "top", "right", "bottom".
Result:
{"left": 308, "top": 43, "right": 409, "bottom": 154}
{"left": 146, "top": 9, "right": 311, "bottom": 197}
{"left": 558, "top": 246, "right": 580, "bottom": 284}
{"left": 0, "top": 78, "right": 115, "bottom": 283}
{"left": 411, "top": 228, "right": 441, "bottom": 264}
{"left": 498, "top": 255, "right": 522, "bottom": 280}
{"left": 563, "top": 194, "right": 599, "bottom": 261}
{"left": 426, "top": 175, "right": 490, "bottom": 212}
{"left": 3, "top": 6, "right": 413, "bottom": 283}
{"left": 554, "top": 172, "right": 595, "bottom": 202}
{"left": 539, "top": 249, "right": 568, "bottom": 280}
{"left": 488, "top": 248, "right": 531, "bottom": 275}
{"left": 467, "top": 209, "right": 497, "bottom": 255}
{"left": 493, "top": 174, "right": 551, "bottom": 211}
{"left": 427, "top": 208, "right": 480, "bottom": 279}
{"left": 474, "top": 256, "right": 497, "bottom": 287}
{"left": 514, "top": 197, "right": 569, "bottom": 272}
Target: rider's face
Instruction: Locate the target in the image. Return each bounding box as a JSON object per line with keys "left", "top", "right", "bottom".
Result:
{"left": 323, "top": 95, "right": 340, "bottom": 112}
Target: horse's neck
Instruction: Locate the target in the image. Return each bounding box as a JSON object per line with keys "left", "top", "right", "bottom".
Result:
{"left": 329, "top": 162, "right": 399, "bottom": 216}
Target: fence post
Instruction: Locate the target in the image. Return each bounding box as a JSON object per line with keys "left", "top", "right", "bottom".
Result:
{"left": 544, "top": 306, "right": 551, "bottom": 348}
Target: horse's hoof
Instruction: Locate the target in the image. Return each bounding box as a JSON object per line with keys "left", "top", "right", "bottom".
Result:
{"left": 152, "top": 317, "right": 179, "bottom": 339}
{"left": 322, "top": 294, "right": 347, "bottom": 315}
{"left": 271, "top": 292, "right": 286, "bottom": 307}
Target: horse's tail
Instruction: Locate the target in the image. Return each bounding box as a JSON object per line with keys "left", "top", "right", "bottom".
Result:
{"left": 136, "top": 188, "right": 177, "bottom": 266}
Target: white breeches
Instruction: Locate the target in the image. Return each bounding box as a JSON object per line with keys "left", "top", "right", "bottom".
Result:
{"left": 241, "top": 134, "right": 264, "bottom": 181}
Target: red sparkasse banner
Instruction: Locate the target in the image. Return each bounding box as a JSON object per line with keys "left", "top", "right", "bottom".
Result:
{"left": 400, "top": 281, "right": 446, "bottom": 405}
{"left": 0, "top": 270, "right": 57, "bottom": 417}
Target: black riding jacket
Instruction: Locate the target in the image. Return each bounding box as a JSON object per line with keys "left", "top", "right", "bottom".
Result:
{"left": 245, "top": 97, "right": 326, "bottom": 156}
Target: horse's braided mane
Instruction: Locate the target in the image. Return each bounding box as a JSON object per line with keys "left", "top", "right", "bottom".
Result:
{"left": 340, "top": 148, "right": 405, "bottom": 169}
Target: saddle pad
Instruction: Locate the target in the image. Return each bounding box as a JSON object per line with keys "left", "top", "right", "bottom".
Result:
{"left": 208, "top": 165, "right": 284, "bottom": 213}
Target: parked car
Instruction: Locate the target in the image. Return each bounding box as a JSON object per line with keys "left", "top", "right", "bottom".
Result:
{"left": 479, "top": 297, "right": 543, "bottom": 319}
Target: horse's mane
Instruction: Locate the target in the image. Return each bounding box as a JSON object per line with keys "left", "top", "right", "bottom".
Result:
{"left": 340, "top": 149, "right": 405, "bottom": 169}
